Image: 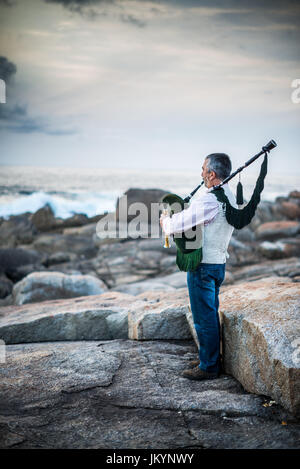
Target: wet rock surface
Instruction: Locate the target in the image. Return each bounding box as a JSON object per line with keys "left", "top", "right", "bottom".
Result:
{"left": 1, "top": 340, "right": 299, "bottom": 449}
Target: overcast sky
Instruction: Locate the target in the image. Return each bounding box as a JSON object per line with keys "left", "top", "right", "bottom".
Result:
{"left": 0, "top": 0, "right": 299, "bottom": 174}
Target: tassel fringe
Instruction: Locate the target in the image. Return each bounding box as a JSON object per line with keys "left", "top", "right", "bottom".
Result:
{"left": 236, "top": 181, "right": 244, "bottom": 205}
{"left": 176, "top": 248, "right": 203, "bottom": 272}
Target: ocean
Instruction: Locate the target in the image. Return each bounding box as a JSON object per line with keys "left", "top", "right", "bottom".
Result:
{"left": 0, "top": 165, "right": 298, "bottom": 220}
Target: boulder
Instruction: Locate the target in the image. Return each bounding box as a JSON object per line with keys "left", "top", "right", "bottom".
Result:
{"left": 116, "top": 188, "right": 169, "bottom": 225}
{"left": 128, "top": 289, "right": 191, "bottom": 340}
{"left": 12, "top": 271, "right": 108, "bottom": 305}
{"left": 33, "top": 233, "right": 98, "bottom": 258}
{"left": 289, "top": 190, "right": 300, "bottom": 199}
{"left": 30, "top": 204, "right": 60, "bottom": 232}
{"left": 255, "top": 221, "right": 300, "bottom": 241}
{"left": 0, "top": 213, "right": 37, "bottom": 247}
{"left": 1, "top": 340, "right": 299, "bottom": 449}
{"left": 279, "top": 201, "right": 300, "bottom": 220}
{"left": 0, "top": 248, "right": 43, "bottom": 282}
{"left": 0, "top": 292, "right": 134, "bottom": 343}
{"left": 249, "top": 202, "right": 276, "bottom": 231}
{"left": 0, "top": 274, "right": 13, "bottom": 299}
{"left": 258, "top": 239, "right": 300, "bottom": 260}
{"left": 219, "top": 278, "right": 300, "bottom": 416}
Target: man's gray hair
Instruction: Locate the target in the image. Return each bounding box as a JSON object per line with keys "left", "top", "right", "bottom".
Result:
{"left": 205, "top": 153, "right": 232, "bottom": 181}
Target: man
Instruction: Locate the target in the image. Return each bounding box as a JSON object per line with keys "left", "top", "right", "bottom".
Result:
{"left": 160, "top": 153, "right": 237, "bottom": 381}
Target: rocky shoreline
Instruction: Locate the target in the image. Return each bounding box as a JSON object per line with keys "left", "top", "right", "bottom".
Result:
{"left": 0, "top": 188, "right": 300, "bottom": 305}
{"left": 0, "top": 187, "right": 300, "bottom": 448}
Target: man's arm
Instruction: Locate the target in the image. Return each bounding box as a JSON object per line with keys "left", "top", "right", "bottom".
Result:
{"left": 160, "top": 192, "right": 219, "bottom": 236}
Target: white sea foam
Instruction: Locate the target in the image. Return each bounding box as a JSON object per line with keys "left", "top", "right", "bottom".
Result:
{"left": 0, "top": 190, "right": 120, "bottom": 219}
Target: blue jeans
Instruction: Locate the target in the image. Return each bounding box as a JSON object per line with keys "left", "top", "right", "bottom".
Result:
{"left": 187, "top": 263, "right": 225, "bottom": 374}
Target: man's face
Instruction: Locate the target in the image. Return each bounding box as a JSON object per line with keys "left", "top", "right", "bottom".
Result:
{"left": 201, "top": 158, "right": 215, "bottom": 188}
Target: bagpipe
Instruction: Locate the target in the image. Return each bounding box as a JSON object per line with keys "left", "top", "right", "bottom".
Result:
{"left": 161, "top": 140, "right": 277, "bottom": 272}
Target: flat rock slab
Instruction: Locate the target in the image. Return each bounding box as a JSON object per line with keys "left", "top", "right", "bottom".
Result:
{"left": 1, "top": 340, "right": 299, "bottom": 449}
{"left": 0, "top": 292, "right": 136, "bottom": 343}
{"left": 219, "top": 278, "right": 300, "bottom": 416}
{"left": 0, "top": 290, "right": 190, "bottom": 344}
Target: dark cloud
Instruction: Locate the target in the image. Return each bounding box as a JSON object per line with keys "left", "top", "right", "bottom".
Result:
{"left": 44, "top": 0, "right": 149, "bottom": 26}
{"left": 42, "top": 0, "right": 300, "bottom": 32}
{"left": 0, "top": 57, "right": 77, "bottom": 135}
{"left": 148, "top": 0, "right": 300, "bottom": 9}
{"left": 120, "top": 14, "right": 146, "bottom": 28}
{"left": 44, "top": 0, "right": 112, "bottom": 15}
{"left": 0, "top": 56, "right": 17, "bottom": 84}
{"left": 0, "top": 103, "right": 78, "bottom": 135}
{"left": 44, "top": 0, "right": 110, "bottom": 6}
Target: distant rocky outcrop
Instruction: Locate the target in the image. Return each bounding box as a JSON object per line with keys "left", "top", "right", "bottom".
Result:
{"left": 0, "top": 188, "right": 300, "bottom": 306}
{"left": 116, "top": 188, "right": 169, "bottom": 224}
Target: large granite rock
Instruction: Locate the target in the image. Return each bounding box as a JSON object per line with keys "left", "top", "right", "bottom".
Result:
{"left": 116, "top": 188, "right": 169, "bottom": 224}
{"left": 12, "top": 271, "right": 108, "bottom": 305}
{"left": 0, "top": 292, "right": 134, "bottom": 343}
{"left": 258, "top": 239, "right": 300, "bottom": 260}
{"left": 33, "top": 233, "right": 98, "bottom": 258}
{"left": 0, "top": 213, "right": 37, "bottom": 247}
{"left": 30, "top": 204, "right": 59, "bottom": 232}
{"left": 279, "top": 201, "right": 300, "bottom": 220}
{"left": 0, "top": 247, "right": 40, "bottom": 276}
{"left": 255, "top": 221, "right": 300, "bottom": 241}
{"left": 128, "top": 289, "right": 191, "bottom": 340}
{"left": 219, "top": 278, "right": 300, "bottom": 416}
{"left": 1, "top": 340, "right": 299, "bottom": 449}
{"left": 0, "top": 289, "right": 191, "bottom": 344}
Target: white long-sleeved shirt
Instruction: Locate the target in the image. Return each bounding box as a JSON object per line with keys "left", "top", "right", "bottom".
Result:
{"left": 162, "top": 184, "right": 224, "bottom": 236}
